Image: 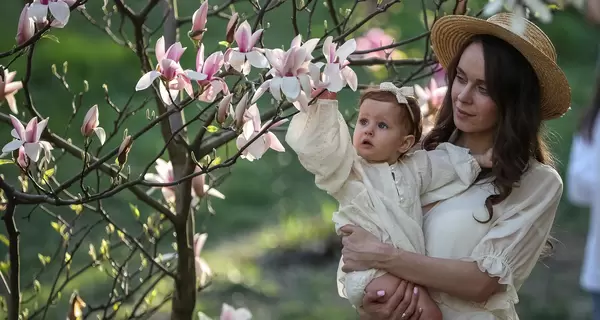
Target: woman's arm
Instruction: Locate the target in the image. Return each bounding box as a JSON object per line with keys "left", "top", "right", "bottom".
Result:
{"left": 375, "top": 246, "right": 502, "bottom": 302}
{"left": 340, "top": 225, "right": 501, "bottom": 302}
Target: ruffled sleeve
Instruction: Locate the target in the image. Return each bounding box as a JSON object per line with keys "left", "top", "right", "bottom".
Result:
{"left": 408, "top": 142, "right": 481, "bottom": 204}
{"left": 285, "top": 99, "right": 357, "bottom": 195}
{"left": 463, "top": 163, "right": 563, "bottom": 313}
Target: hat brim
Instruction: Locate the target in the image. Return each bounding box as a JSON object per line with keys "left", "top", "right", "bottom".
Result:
{"left": 430, "top": 15, "right": 571, "bottom": 120}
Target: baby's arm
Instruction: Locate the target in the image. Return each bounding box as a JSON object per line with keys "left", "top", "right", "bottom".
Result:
{"left": 285, "top": 92, "right": 359, "bottom": 195}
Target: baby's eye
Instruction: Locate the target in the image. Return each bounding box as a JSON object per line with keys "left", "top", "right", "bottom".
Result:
{"left": 378, "top": 122, "right": 388, "bottom": 129}
{"left": 359, "top": 118, "right": 368, "bottom": 126}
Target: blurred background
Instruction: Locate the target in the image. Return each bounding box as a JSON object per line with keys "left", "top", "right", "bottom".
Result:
{"left": 0, "top": 0, "right": 599, "bottom": 319}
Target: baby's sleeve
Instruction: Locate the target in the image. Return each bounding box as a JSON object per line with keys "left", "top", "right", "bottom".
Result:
{"left": 285, "top": 99, "right": 358, "bottom": 195}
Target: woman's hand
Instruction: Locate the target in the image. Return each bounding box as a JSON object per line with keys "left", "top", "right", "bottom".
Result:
{"left": 357, "top": 280, "right": 422, "bottom": 320}
{"left": 339, "top": 224, "right": 396, "bottom": 272}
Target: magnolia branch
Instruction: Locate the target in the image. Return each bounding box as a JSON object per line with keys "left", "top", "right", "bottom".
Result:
{"left": 0, "top": 184, "right": 20, "bottom": 320}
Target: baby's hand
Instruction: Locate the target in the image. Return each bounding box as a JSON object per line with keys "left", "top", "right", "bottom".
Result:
{"left": 474, "top": 148, "right": 493, "bottom": 168}
{"left": 311, "top": 88, "right": 336, "bottom": 100}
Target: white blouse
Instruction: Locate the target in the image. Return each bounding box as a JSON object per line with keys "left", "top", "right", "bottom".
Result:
{"left": 423, "top": 160, "right": 563, "bottom": 319}
{"left": 566, "top": 115, "right": 600, "bottom": 293}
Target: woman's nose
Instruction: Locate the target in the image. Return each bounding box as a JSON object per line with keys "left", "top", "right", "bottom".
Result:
{"left": 457, "top": 84, "right": 472, "bottom": 104}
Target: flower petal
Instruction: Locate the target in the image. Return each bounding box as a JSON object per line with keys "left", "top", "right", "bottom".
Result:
{"left": 205, "top": 186, "right": 226, "bottom": 199}
{"left": 235, "top": 21, "right": 252, "bottom": 51}
{"left": 266, "top": 132, "right": 285, "bottom": 152}
{"left": 9, "top": 115, "right": 26, "bottom": 140}
{"left": 281, "top": 77, "right": 300, "bottom": 100}
{"left": 35, "top": 118, "right": 49, "bottom": 141}
{"left": 24, "top": 142, "right": 41, "bottom": 162}
{"left": 94, "top": 127, "right": 106, "bottom": 145}
{"left": 336, "top": 38, "right": 357, "bottom": 63}
{"left": 269, "top": 77, "right": 283, "bottom": 101}
{"left": 341, "top": 66, "right": 358, "bottom": 91}
{"left": 246, "top": 50, "right": 269, "bottom": 69}
{"left": 184, "top": 70, "right": 208, "bottom": 81}
{"left": 27, "top": 2, "right": 48, "bottom": 23}
{"left": 228, "top": 50, "right": 247, "bottom": 73}
{"left": 251, "top": 80, "right": 271, "bottom": 104}
{"left": 194, "top": 233, "right": 208, "bottom": 256}
{"left": 135, "top": 71, "right": 161, "bottom": 91}
{"left": 48, "top": 1, "right": 70, "bottom": 26}
{"left": 248, "top": 29, "right": 264, "bottom": 48}
{"left": 155, "top": 36, "right": 166, "bottom": 62}
{"left": 2, "top": 140, "right": 24, "bottom": 153}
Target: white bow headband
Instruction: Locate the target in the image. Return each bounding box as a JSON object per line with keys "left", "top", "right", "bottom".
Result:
{"left": 379, "top": 82, "right": 417, "bottom": 128}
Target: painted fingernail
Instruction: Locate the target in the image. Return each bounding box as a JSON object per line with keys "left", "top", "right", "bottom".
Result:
{"left": 377, "top": 290, "right": 385, "bottom": 297}
{"left": 413, "top": 287, "right": 419, "bottom": 295}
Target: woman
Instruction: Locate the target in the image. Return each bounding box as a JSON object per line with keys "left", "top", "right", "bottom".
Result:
{"left": 339, "top": 13, "right": 571, "bottom": 319}
{"left": 566, "top": 74, "right": 600, "bottom": 317}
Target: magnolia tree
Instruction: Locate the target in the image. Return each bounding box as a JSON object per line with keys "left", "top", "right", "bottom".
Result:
{"left": 0, "top": 0, "right": 577, "bottom": 319}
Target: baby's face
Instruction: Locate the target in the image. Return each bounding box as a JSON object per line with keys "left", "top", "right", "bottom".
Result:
{"left": 352, "top": 99, "right": 413, "bottom": 164}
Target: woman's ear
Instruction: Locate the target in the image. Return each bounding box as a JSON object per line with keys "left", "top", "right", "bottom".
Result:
{"left": 397, "top": 135, "right": 416, "bottom": 154}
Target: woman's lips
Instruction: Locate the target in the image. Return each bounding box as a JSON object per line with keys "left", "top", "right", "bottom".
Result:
{"left": 456, "top": 107, "right": 474, "bottom": 117}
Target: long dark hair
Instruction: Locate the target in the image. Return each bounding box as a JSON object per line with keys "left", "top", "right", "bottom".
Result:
{"left": 579, "top": 72, "right": 600, "bottom": 141}
{"left": 423, "top": 35, "right": 554, "bottom": 225}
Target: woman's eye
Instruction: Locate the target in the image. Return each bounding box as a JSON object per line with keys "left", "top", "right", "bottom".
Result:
{"left": 456, "top": 75, "right": 466, "bottom": 83}
{"left": 378, "top": 122, "right": 388, "bottom": 129}
{"left": 478, "top": 86, "right": 488, "bottom": 95}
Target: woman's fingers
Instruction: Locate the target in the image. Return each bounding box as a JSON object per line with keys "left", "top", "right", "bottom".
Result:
{"left": 393, "top": 282, "right": 416, "bottom": 319}
{"left": 407, "top": 307, "right": 423, "bottom": 320}
{"left": 401, "top": 286, "right": 419, "bottom": 319}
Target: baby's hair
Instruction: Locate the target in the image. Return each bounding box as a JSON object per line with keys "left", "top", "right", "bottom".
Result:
{"left": 358, "top": 88, "right": 423, "bottom": 145}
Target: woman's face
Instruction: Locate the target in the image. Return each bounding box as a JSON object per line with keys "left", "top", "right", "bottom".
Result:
{"left": 451, "top": 42, "right": 498, "bottom": 135}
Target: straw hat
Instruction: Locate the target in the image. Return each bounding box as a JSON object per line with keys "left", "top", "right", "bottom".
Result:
{"left": 430, "top": 13, "right": 571, "bottom": 120}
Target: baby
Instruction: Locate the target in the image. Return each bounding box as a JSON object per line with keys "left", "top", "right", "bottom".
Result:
{"left": 285, "top": 82, "right": 490, "bottom": 309}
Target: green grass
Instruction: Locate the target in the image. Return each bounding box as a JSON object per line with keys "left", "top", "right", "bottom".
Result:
{"left": 0, "top": 1, "right": 599, "bottom": 319}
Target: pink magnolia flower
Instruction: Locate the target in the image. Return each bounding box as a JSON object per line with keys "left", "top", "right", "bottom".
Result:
{"left": 16, "top": 5, "right": 35, "bottom": 46}
{"left": 251, "top": 46, "right": 314, "bottom": 111}
{"left": 235, "top": 104, "right": 286, "bottom": 161}
{"left": 136, "top": 36, "right": 204, "bottom": 104}
{"left": 415, "top": 78, "right": 447, "bottom": 116}
{"left": 353, "top": 28, "right": 395, "bottom": 60}
{"left": 1, "top": 69, "right": 23, "bottom": 114}
{"left": 28, "top": 0, "right": 71, "bottom": 28}
{"left": 193, "top": 233, "right": 212, "bottom": 288}
{"left": 81, "top": 105, "right": 106, "bottom": 145}
{"left": 3, "top": 115, "right": 49, "bottom": 162}
{"left": 185, "top": 44, "right": 229, "bottom": 102}
{"left": 189, "top": 1, "right": 209, "bottom": 42}
{"left": 316, "top": 36, "right": 357, "bottom": 93}
{"left": 219, "top": 303, "right": 252, "bottom": 320}
{"left": 225, "top": 20, "right": 269, "bottom": 75}
{"left": 144, "top": 159, "right": 224, "bottom": 204}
